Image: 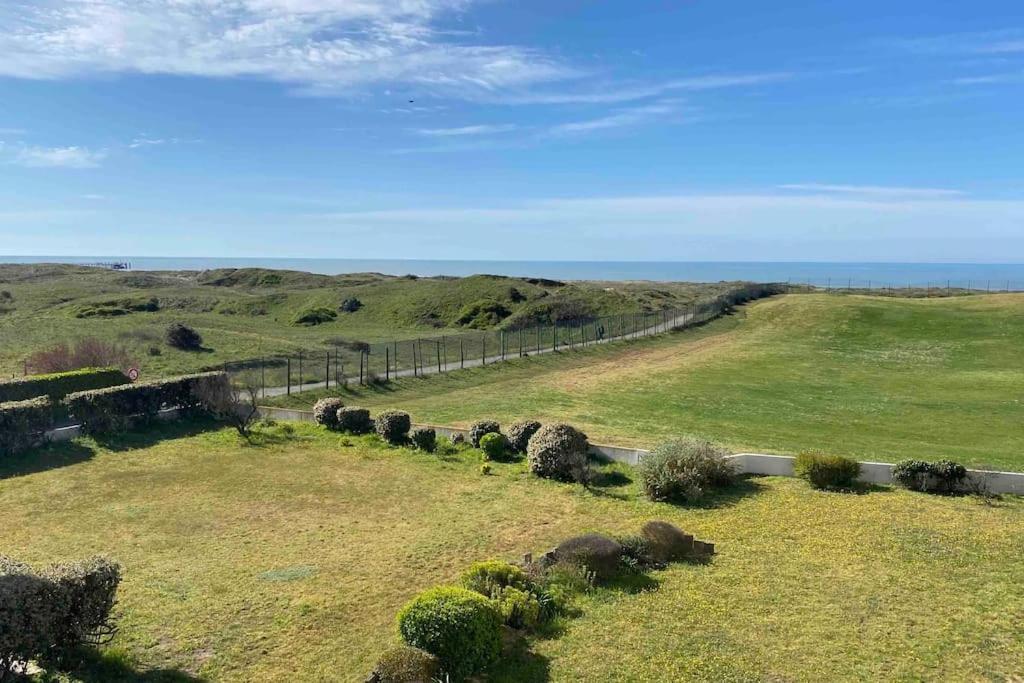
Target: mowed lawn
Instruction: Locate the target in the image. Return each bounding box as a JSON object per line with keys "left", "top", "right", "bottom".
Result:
{"left": 1, "top": 422, "right": 1022, "bottom": 681}
{"left": 268, "top": 293, "right": 1024, "bottom": 470}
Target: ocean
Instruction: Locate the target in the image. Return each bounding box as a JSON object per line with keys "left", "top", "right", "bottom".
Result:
{"left": 3, "top": 256, "right": 1024, "bottom": 290}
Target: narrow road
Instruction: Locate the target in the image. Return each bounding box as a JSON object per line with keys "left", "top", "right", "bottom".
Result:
{"left": 257, "top": 310, "right": 699, "bottom": 399}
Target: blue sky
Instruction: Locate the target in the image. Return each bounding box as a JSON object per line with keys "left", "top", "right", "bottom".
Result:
{"left": 1, "top": 0, "right": 1023, "bottom": 262}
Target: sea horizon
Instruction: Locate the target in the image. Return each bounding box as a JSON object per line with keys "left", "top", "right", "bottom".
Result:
{"left": 3, "top": 255, "right": 1024, "bottom": 289}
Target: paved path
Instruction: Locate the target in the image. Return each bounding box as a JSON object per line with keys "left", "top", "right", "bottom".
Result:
{"left": 258, "top": 310, "right": 699, "bottom": 399}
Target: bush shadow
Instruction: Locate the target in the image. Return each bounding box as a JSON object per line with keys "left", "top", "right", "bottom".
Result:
{"left": 88, "top": 416, "right": 222, "bottom": 453}
{"left": 34, "top": 647, "right": 206, "bottom": 683}
{"left": 675, "top": 475, "right": 768, "bottom": 510}
{"left": 0, "top": 440, "right": 97, "bottom": 480}
{"left": 489, "top": 637, "right": 551, "bottom": 683}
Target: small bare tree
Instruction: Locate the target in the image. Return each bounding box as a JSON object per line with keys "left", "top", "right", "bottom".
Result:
{"left": 194, "top": 373, "right": 260, "bottom": 438}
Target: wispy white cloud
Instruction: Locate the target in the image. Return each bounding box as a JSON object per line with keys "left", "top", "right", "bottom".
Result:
{"left": 951, "top": 71, "right": 1024, "bottom": 86}
{"left": 0, "top": 127, "right": 26, "bottom": 136}
{"left": 129, "top": 137, "right": 167, "bottom": 148}
{"left": 498, "top": 72, "right": 794, "bottom": 105}
{"left": 0, "top": 0, "right": 576, "bottom": 98}
{"left": 414, "top": 124, "right": 518, "bottom": 137}
{"left": 894, "top": 29, "right": 1024, "bottom": 55}
{"left": 14, "top": 146, "right": 107, "bottom": 169}
{"left": 779, "top": 183, "right": 965, "bottom": 199}
{"left": 547, "top": 101, "right": 685, "bottom": 135}
{"left": 81, "top": 194, "right": 107, "bottom": 200}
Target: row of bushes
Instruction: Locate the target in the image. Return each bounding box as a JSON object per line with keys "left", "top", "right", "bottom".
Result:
{"left": 0, "top": 372, "right": 232, "bottom": 456}
{"left": 0, "top": 367, "right": 128, "bottom": 404}
{"left": 0, "top": 555, "right": 121, "bottom": 679}
{"left": 64, "top": 372, "right": 230, "bottom": 435}
{"left": 371, "top": 520, "right": 713, "bottom": 682}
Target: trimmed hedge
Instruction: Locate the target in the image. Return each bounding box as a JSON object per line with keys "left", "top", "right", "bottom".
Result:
{"left": 892, "top": 459, "right": 968, "bottom": 493}
{"left": 468, "top": 420, "right": 501, "bottom": 448}
{"left": 411, "top": 428, "right": 436, "bottom": 453}
{"left": 375, "top": 410, "right": 411, "bottom": 445}
{"left": 0, "top": 367, "right": 128, "bottom": 404}
{"left": 506, "top": 420, "right": 541, "bottom": 453}
{"left": 336, "top": 407, "right": 373, "bottom": 434}
{"left": 794, "top": 450, "right": 861, "bottom": 490}
{"left": 638, "top": 436, "right": 736, "bottom": 503}
{"left": 479, "top": 432, "right": 509, "bottom": 461}
{"left": 1, "top": 555, "right": 121, "bottom": 678}
{"left": 0, "top": 397, "right": 53, "bottom": 456}
{"left": 313, "top": 397, "right": 345, "bottom": 428}
{"left": 397, "top": 586, "right": 502, "bottom": 680}
{"left": 65, "top": 371, "right": 228, "bottom": 435}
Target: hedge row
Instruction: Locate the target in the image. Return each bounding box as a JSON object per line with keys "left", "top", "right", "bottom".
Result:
{"left": 0, "top": 367, "right": 128, "bottom": 404}
{"left": 64, "top": 372, "right": 229, "bottom": 435}
{"left": 0, "top": 397, "right": 54, "bottom": 456}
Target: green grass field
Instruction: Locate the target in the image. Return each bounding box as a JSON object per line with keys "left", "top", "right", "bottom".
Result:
{"left": 0, "top": 264, "right": 740, "bottom": 378}
{"left": 1, "top": 422, "right": 1021, "bottom": 681}
{"left": 266, "top": 293, "right": 1024, "bottom": 470}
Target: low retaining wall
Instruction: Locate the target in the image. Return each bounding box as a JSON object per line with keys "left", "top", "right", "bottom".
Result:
{"left": 256, "top": 406, "right": 1024, "bottom": 495}
{"left": 43, "top": 408, "right": 182, "bottom": 444}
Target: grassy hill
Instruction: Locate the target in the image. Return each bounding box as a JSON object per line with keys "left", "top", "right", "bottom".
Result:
{"left": 267, "top": 292, "right": 1024, "bottom": 469}
{"left": 0, "top": 264, "right": 749, "bottom": 378}
{"left": 1, "top": 422, "right": 1020, "bottom": 681}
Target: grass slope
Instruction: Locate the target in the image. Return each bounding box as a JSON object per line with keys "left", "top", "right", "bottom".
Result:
{"left": 267, "top": 293, "right": 1024, "bottom": 469}
{"left": 0, "top": 423, "right": 1021, "bottom": 681}
{"left": 0, "top": 264, "right": 740, "bottom": 377}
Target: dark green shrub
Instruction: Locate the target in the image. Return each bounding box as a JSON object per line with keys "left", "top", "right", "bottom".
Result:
{"left": 42, "top": 556, "right": 122, "bottom": 654}
{"left": 455, "top": 299, "right": 511, "bottom": 328}
{"left": 479, "top": 432, "right": 509, "bottom": 461}
{"left": 0, "top": 397, "right": 53, "bottom": 456}
{"left": 337, "top": 407, "right": 373, "bottom": 434}
{"left": 0, "top": 367, "right": 128, "bottom": 404}
{"left": 292, "top": 307, "right": 337, "bottom": 326}
{"left": 396, "top": 586, "right": 502, "bottom": 680}
{"left": 165, "top": 322, "right": 203, "bottom": 350}
{"left": 617, "top": 535, "right": 660, "bottom": 572}
{"left": 411, "top": 428, "right": 436, "bottom": 453}
{"left": 313, "top": 397, "right": 345, "bottom": 428}
{"left": 550, "top": 533, "right": 623, "bottom": 581}
{"left": 526, "top": 423, "right": 590, "bottom": 483}
{"left": 638, "top": 436, "right": 736, "bottom": 503}
{"left": 640, "top": 520, "right": 694, "bottom": 563}
{"left": 468, "top": 420, "right": 500, "bottom": 448}
{"left": 506, "top": 420, "right": 541, "bottom": 453}
{"left": 375, "top": 410, "right": 411, "bottom": 445}
{"left": 892, "top": 459, "right": 968, "bottom": 493}
{"left": 461, "top": 560, "right": 531, "bottom": 597}
{"left": 339, "top": 298, "right": 363, "bottom": 313}
{"left": 794, "top": 450, "right": 861, "bottom": 490}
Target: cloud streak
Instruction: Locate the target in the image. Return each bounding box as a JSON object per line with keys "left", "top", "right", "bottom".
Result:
{"left": 778, "top": 183, "right": 965, "bottom": 198}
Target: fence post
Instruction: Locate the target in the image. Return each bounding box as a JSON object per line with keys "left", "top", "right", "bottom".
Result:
{"left": 359, "top": 350, "right": 365, "bottom": 385}
{"left": 442, "top": 336, "right": 447, "bottom": 372}
{"left": 482, "top": 335, "right": 486, "bottom": 366}
{"left": 461, "top": 338, "right": 465, "bottom": 369}
{"left": 536, "top": 324, "right": 541, "bottom": 354}
{"left": 286, "top": 357, "right": 291, "bottom": 396}
{"left": 298, "top": 352, "right": 303, "bottom": 392}
{"left": 326, "top": 353, "right": 330, "bottom": 390}
{"left": 436, "top": 341, "right": 442, "bottom": 374}
{"left": 386, "top": 346, "right": 390, "bottom": 382}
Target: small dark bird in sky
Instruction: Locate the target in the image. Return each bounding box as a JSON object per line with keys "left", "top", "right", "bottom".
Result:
{"left": 408, "top": 99, "right": 415, "bottom": 103}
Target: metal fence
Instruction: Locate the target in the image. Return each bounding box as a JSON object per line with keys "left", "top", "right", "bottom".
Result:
{"left": 791, "top": 278, "right": 1024, "bottom": 294}
{"left": 223, "top": 283, "right": 782, "bottom": 397}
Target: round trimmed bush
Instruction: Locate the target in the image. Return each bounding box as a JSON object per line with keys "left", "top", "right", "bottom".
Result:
{"left": 336, "top": 406, "right": 372, "bottom": 434}
{"left": 640, "top": 520, "right": 694, "bottom": 563}
{"left": 892, "top": 459, "right": 968, "bottom": 494}
{"left": 550, "top": 533, "right": 623, "bottom": 581}
{"left": 411, "top": 427, "right": 436, "bottom": 453}
{"left": 638, "top": 436, "right": 736, "bottom": 503}
{"left": 374, "top": 410, "right": 411, "bottom": 445}
{"left": 312, "top": 397, "right": 344, "bottom": 428}
{"left": 526, "top": 423, "right": 590, "bottom": 483}
{"left": 468, "top": 420, "right": 501, "bottom": 448}
{"left": 479, "top": 432, "right": 509, "bottom": 461}
{"left": 370, "top": 644, "right": 439, "bottom": 683}
{"left": 396, "top": 586, "right": 502, "bottom": 680}
{"left": 506, "top": 420, "right": 542, "bottom": 453}
{"left": 794, "top": 450, "right": 861, "bottom": 490}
